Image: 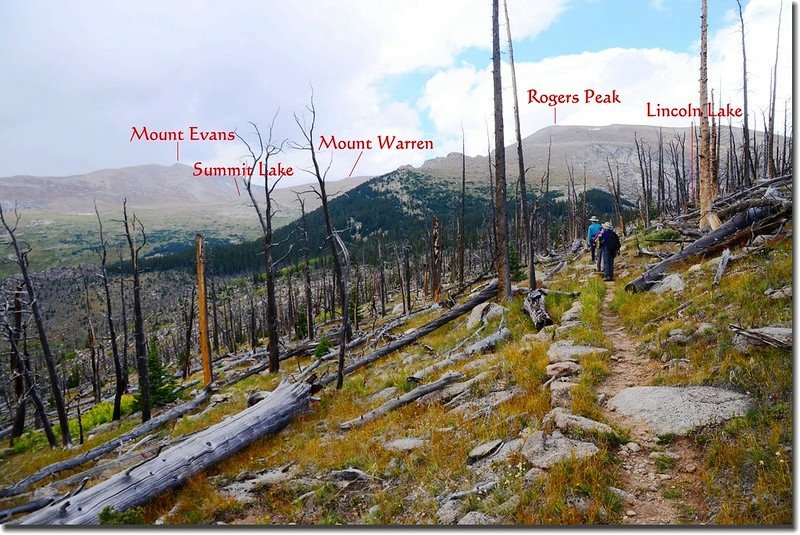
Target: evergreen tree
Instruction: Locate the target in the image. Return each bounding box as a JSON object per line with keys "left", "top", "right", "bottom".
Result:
{"left": 137, "top": 335, "right": 177, "bottom": 408}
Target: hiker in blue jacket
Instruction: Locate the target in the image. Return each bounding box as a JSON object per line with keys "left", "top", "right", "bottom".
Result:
{"left": 599, "top": 221, "right": 621, "bottom": 281}
{"left": 587, "top": 215, "right": 602, "bottom": 263}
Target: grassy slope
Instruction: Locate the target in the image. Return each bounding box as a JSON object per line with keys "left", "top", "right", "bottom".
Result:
{"left": 1, "top": 232, "right": 791, "bottom": 525}
{"left": 610, "top": 233, "right": 792, "bottom": 524}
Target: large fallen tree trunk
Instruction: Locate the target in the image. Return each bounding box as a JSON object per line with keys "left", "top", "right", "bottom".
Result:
{"left": 408, "top": 324, "right": 510, "bottom": 383}
{"left": 15, "top": 380, "right": 313, "bottom": 525}
{"left": 523, "top": 289, "right": 553, "bottom": 330}
{"left": 675, "top": 174, "right": 792, "bottom": 222}
{"left": 317, "top": 281, "right": 498, "bottom": 387}
{"left": 340, "top": 371, "right": 464, "bottom": 430}
{"left": 626, "top": 204, "right": 790, "bottom": 293}
{"left": 0, "top": 388, "right": 212, "bottom": 499}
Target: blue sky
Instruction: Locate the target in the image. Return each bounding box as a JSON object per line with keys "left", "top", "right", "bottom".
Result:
{"left": 387, "top": 0, "right": 739, "bottom": 140}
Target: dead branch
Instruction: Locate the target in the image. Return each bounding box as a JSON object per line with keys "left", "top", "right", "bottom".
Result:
{"left": 339, "top": 371, "right": 464, "bottom": 431}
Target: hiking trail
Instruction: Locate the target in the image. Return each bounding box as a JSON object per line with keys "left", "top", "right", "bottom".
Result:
{"left": 595, "top": 277, "right": 707, "bottom": 525}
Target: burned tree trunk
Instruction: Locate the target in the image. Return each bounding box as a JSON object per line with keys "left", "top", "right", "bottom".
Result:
{"left": 82, "top": 274, "right": 101, "bottom": 404}
{"left": 297, "top": 194, "right": 315, "bottom": 340}
{"left": 523, "top": 289, "right": 554, "bottom": 330}
{"left": 94, "top": 204, "right": 125, "bottom": 420}
{"left": 122, "top": 200, "right": 150, "bottom": 423}
{"left": 237, "top": 120, "right": 283, "bottom": 373}
{"left": 0, "top": 203, "right": 72, "bottom": 446}
{"left": 492, "top": 0, "right": 511, "bottom": 301}
{"left": 118, "top": 261, "right": 130, "bottom": 393}
{"left": 459, "top": 126, "right": 466, "bottom": 286}
{"left": 210, "top": 279, "right": 220, "bottom": 355}
{"left": 181, "top": 285, "right": 196, "bottom": 380}
{"left": 10, "top": 286, "right": 27, "bottom": 442}
{"left": 378, "top": 242, "right": 387, "bottom": 317}
{"left": 15, "top": 381, "right": 312, "bottom": 525}
{"left": 293, "top": 92, "right": 351, "bottom": 389}
{"left": 431, "top": 217, "right": 442, "bottom": 302}
{"left": 735, "top": 0, "right": 753, "bottom": 186}
{"left": 195, "top": 234, "right": 213, "bottom": 385}
{"left": 698, "top": 0, "right": 720, "bottom": 230}
{"left": 626, "top": 203, "right": 789, "bottom": 292}
{"left": 2, "top": 321, "right": 57, "bottom": 449}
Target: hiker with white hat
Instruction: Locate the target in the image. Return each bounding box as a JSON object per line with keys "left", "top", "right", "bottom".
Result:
{"left": 598, "top": 221, "right": 621, "bottom": 281}
{"left": 586, "top": 215, "right": 602, "bottom": 263}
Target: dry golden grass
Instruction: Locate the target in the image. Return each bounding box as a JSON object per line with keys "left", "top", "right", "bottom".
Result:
{"left": 28, "top": 238, "right": 792, "bottom": 526}
{"left": 160, "top": 474, "right": 243, "bottom": 524}
{"left": 608, "top": 236, "right": 793, "bottom": 524}
{"left": 513, "top": 452, "right": 622, "bottom": 524}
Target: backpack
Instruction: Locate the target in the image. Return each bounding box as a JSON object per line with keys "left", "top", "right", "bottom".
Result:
{"left": 607, "top": 231, "right": 621, "bottom": 254}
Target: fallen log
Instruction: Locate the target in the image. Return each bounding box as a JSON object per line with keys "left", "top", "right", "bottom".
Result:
{"left": 339, "top": 371, "right": 464, "bottom": 431}
{"left": 566, "top": 238, "right": 583, "bottom": 256}
{"left": 675, "top": 173, "right": 792, "bottom": 221}
{"left": 0, "top": 497, "right": 58, "bottom": 523}
{"left": 0, "top": 388, "right": 211, "bottom": 499}
{"left": 317, "top": 282, "right": 498, "bottom": 387}
{"left": 716, "top": 197, "right": 785, "bottom": 221}
{"left": 417, "top": 369, "right": 496, "bottom": 406}
{"left": 1, "top": 438, "right": 172, "bottom": 521}
{"left": 635, "top": 237, "right": 670, "bottom": 259}
{"left": 542, "top": 261, "right": 565, "bottom": 282}
{"left": 15, "top": 380, "right": 313, "bottom": 525}
{"left": 447, "top": 270, "right": 493, "bottom": 301}
{"left": 625, "top": 204, "right": 789, "bottom": 293}
{"left": 523, "top": 289, "right": 553, "bottom": 330}
{"left": 407, "top": 324, "right": 510, "bottom": 383}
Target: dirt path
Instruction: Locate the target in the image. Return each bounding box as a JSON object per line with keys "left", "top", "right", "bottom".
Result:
{"left": 596, "top": 280, "right": 706, "bottom": 525}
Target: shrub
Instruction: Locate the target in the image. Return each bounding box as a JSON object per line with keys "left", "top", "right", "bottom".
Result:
{"left": 99, "top": 506, "right": 144, "bottom": 525}
{"left": 314, "top": 336, "right": 332, "bottom": 359}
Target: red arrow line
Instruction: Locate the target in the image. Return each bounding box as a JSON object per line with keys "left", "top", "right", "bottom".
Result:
{"left": 348, "top": 150, "right": 364, "bottom": 178}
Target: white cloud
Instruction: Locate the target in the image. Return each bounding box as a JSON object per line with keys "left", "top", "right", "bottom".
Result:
{"left": 0, "top": 0, "right": 789, "bottom": 184}
{"left": 418, "top": 0, "right": 791, "bottom": 159}
{"left": 0, "top": 0, "right": 568, "bottom": 180}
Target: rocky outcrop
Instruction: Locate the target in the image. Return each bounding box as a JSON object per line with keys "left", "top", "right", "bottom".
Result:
{"left": 521, "top": 429, "right": 599, "bottom": 469}
{"left": 651, "top": 274, "right": 685, "bottom": 294}
{"left": 547, "top": 340, "right": 610, "bottom": 363}
{"left": 466, "top": 302, "right": 507, "bottom": 329}
{"left": 542, "top": 408, "right": 615, "bottom": 437}
{"left": 607, "top": 386, "right": 752, "bottom": 436}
